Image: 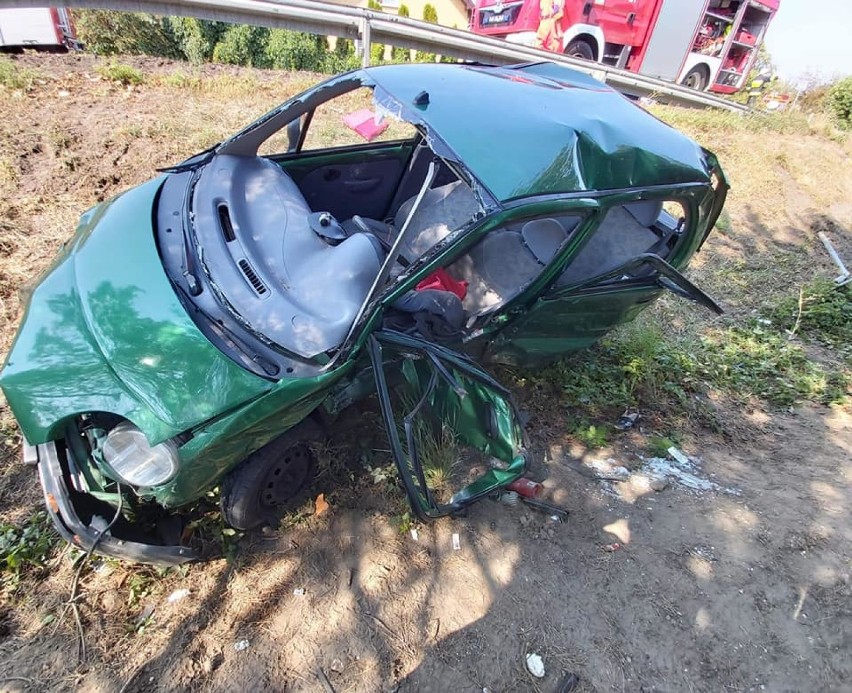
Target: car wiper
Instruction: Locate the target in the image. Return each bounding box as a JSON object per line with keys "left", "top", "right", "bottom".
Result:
{"left": 158, "top": 143, "right": 219, "bottom": 174}
{"left": 180, "top": 175, "right": 203, "bottom": 297}
{"left": 556, "top": 253, "right": 723, "bottom": 315}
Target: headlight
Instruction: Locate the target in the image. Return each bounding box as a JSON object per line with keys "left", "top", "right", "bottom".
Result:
{"left": 102, "top": 422, "right": 179, "bottom": 487}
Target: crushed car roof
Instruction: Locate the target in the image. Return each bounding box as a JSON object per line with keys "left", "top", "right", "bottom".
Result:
{"left": 367, "top": 62, "right": 713, "bottom": 202}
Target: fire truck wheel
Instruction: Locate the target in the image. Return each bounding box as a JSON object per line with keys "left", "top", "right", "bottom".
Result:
{"left": 682, "top": 65, "right": 709, "bottom": 91}
{"left": 564, "top": 40, "right": 594, "bottom": 61}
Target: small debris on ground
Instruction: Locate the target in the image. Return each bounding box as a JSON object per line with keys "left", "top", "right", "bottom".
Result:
{"left": 452, "top": 533, "right": 461, "bottom": 551}
{"left": 330, "top": 658, "right": 345, "bottom": 673}
{"left": 293, "top": 588, "right": 306, "bottom": 596}
{"left": 526, "top": 652, "right": 546, "bottom": 678}
{"left": 233, "top": 639, "right": 250, "bottom": 652}
{"left": 587, "top": 458, "right": 631, "bottom": 481}
{"left": 314, "top": 493, "right": 330, "bottom": 516}
{"left": 166, "top": 589, "right": 190, "bottom": 604}
{"left": 410, "top": 528, "right": 418, "bottom": 541}
{"left": 602, "top": 543, "right": 622, "bottom": 552}
{"left": 615, "top": 410, "right": 640, "bottom": 431}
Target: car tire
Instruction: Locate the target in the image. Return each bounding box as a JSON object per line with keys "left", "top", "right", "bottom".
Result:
{"left": 681, "top": 65, "right": 709, "bottom": 91}
{"left": 220, "top": 418, "right": 324, "bottom": 531}
{"left": 564, "top": 40, "right": 595, "bottom": 61}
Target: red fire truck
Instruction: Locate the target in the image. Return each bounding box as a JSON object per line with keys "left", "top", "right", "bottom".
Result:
{"left": 471, "top": 0, "right": 780, "bottom": 94}
{"left": 0, "top": 7, "right": 78, "bottom": 51}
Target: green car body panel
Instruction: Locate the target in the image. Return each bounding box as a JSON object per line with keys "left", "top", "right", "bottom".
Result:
{"left": 1, "top": 179, "right": 273, "bottom": 448}
{"left": 367, "top": 62, "right": 713, "bottom": 201}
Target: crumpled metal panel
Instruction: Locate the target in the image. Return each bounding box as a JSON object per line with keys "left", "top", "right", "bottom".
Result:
{"left": 368, "top": 62, "right": 712, "bottom": 201}
{"left": 0, "top": 179, "right": 271, "bottom": 446}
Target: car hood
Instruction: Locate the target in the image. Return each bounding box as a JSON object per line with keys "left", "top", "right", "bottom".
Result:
{"left": 0, "top": 177, "right": 271, "bottom": 446}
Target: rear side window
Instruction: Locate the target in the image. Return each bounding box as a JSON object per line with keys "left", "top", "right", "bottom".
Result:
{"left": 556, "top": 200, "right": 687, "bottom": 287}
{"left": 442, "top": 215, "right": 583, "bottom": 316}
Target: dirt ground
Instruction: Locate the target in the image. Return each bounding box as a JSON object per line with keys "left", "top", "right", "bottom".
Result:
{"left": 0, "top": 54, "right": 850, "bottom": 693}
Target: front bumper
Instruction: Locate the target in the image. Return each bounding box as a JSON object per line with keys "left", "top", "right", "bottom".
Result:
{"left": 33, "top": 441, "right": 198, "bottom": 567}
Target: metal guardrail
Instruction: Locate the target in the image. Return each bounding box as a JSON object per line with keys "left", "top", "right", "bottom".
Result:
{"left": 2, "top": 0, "right": 749, "bottom": 112}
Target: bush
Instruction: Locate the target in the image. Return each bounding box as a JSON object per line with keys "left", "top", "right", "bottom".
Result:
{"left": 212, "top": 24, "right": 271, "bottom": 68}
{"left": 827, "top": 77, "right": 852, "bottom": 129}
{"left": 167, "top": 17, "right": 227, "bottom": 64}
{"left": 75, "top": 10, "right": 181, "bottom": 58}
{"left": 266, "top": 30, "right": 327, "bottom": 72}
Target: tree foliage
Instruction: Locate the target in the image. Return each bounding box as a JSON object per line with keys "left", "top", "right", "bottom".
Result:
{"left": 827, "top": 77, "right": 852, "bottom": 129}
{"left": 74, "top": 10, "right": 181, "bottom": 58}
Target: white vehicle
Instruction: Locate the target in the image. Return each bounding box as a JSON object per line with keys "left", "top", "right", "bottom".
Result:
{"left": 0, "top": 7, "right": 78, "bottom": 50}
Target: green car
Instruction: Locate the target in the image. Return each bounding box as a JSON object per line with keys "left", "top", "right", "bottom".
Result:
{"left": 0, "top": 62, "right": 727, "bottom": 565}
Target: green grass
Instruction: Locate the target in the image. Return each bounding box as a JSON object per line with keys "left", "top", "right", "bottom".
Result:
{"left": 523, "top": 309, "right": 851, "bottom": 424}
{"left": 0, "top": 58, "right": 41, "bottom": 91}
{"left": 97, "top": 61, "right": 144, "bottom": 86}
{"left": 768, "top": 277, "right": 852, "bottom": 359}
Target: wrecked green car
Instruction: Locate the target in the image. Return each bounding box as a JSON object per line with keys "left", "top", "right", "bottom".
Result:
{"left": 0, "top": 62, "right": 727, "bottom": 565}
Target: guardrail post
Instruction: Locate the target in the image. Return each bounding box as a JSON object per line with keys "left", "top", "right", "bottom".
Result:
{"left": 360, "top": 17, "right": 372, "bottom": 67}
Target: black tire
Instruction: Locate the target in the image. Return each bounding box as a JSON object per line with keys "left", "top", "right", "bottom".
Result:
{"left": 220, "top": 419, "right": 324, "bottom": 531}
{"left": 681, "top": 65, "right": 709, "bottom": 91}
{"left": 564, "top": 39, "right": 595, "bottom": 61}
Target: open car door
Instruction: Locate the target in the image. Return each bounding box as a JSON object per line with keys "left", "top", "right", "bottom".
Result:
{"left": 369, "top": 330, "right": 529, "bottom": 521}
{"left": 486, "top": 253, "right": 722, "bottom": 364}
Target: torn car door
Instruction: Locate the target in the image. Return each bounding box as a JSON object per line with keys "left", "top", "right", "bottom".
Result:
{"left": 369, "top": 330, "right": 528, "bottom": 520}
{"left": 485, "top": 253, "right": 722, "bottom": 365}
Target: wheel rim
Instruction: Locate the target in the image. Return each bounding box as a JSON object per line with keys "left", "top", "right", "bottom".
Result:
{"left": 685, "top": 72, "right": 702, "bottom": 90}
{"left": 260, "top": 443, "right": 313, "bottom": 507}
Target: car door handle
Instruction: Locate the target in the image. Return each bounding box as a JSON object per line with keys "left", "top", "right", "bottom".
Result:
{"left": 344, "top": 178, "right": 381, "bottom": 193}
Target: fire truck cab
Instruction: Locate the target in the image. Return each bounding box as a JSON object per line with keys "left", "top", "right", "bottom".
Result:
{"left": 471, "top": 0, "right": 780, "bottom": 94}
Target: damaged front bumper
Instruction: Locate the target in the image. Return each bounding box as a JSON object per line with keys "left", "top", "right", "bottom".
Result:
{"left": 31, "top": 441, "right": 198, "bottom": 567}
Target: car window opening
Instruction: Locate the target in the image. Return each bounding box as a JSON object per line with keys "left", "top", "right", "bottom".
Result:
{"left": 555, "top": 200, "right": 688, "bottom": 287}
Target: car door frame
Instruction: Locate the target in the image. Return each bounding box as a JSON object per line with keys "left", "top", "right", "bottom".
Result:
{"left": 368, "top": 329, "right": 529, "bottom": 520}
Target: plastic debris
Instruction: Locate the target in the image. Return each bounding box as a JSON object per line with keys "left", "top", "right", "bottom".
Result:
{"left": 526, "top": 652, "right": 546, "bottom": 678}
{"left": 667, "top": 446, "right": 691, "bottom": 466}
{"left": 293, "top": 588, "right": 306, "bottom": 596}
{"left": 452, "top": 533, "right": 461, "bottom": 551}
{"left": 314, "top": 493, "right": 330, "bottom": 516}
{"left": 603, "top": 542, "right": 622, "bottom": 552}
{"left": 410, "top": 528, "right": 419, "bottom": 541}
{"left": 330, "top": 658, "right": 345, "bottom": 673}
{"left": 167, "top": 588, "right": 190, "bottom": 604}
{"left": 615, "top": 410, "right": 640, "bottom": 431}
{"left": 233, "top": 639, "right": 250, "bottom": 652}
{"left": 587, "top": 458, "right": 630, "bottom": 481}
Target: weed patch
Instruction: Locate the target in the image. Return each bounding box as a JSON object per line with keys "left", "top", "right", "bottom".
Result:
{"left": 0, "top": 58, "right": 41, "bottom": 91}
{"left": 769, "top": 278, "right": 852, "bottom": 359}
{"left": 97, "top": 61, "right": 144, "bottom": 86}
{"left": 523, "top": 312, "right": 851, "bottom": 422}
{"left": 0, "top": 511, "right": 57, "bottom": 585}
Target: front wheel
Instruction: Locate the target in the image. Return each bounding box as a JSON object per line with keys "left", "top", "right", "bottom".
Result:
{"left": 681, "top": 65, "right": 709, "bottom": 91}
{"left": 220, "top": 419, "right": 323, "bottom": 530}
{"left": 564, "top": 39, "right": 595, "bottom": 61}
